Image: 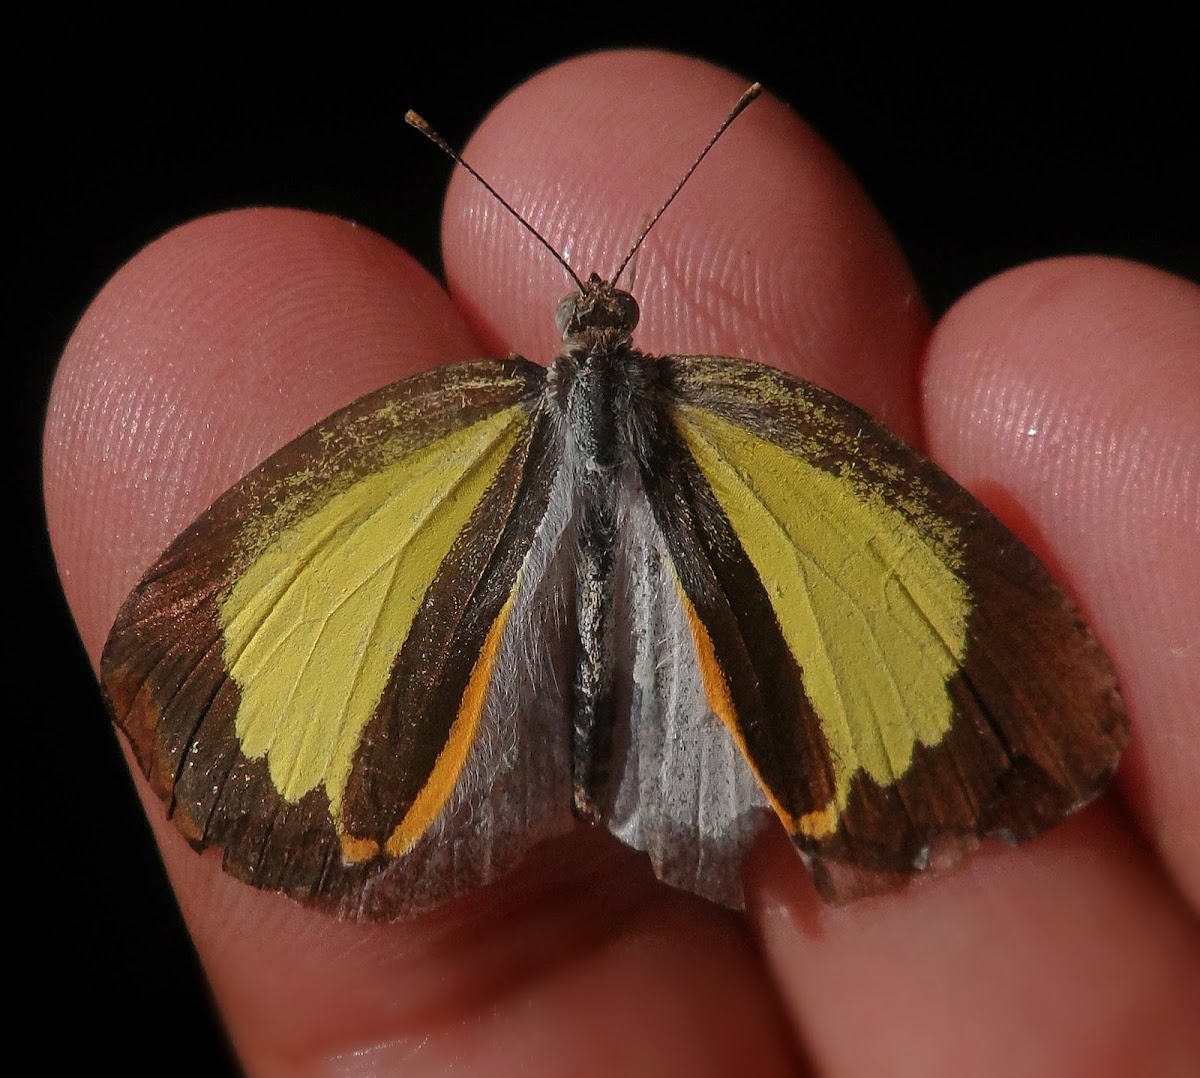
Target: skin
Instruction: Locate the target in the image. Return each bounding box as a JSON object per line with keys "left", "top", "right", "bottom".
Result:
{"left": 45, "top": 50, "right": 1199, "bottom": 1076}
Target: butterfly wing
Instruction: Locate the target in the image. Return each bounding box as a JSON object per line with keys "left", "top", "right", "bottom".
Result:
{"left": 102, "top": 359, "right": 577, "bottom": 918}
{"left": 621, "top": 356, "right": 1127, "bottom": 902}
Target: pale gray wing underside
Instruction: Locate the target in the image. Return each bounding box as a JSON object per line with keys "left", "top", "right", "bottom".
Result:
{"left": 605, "top": 472, "right": 772, "bottom": 908}
{"left": 350, "top": 460, "right": 579, "bottom": 919}
{"left": 350, "top": 455, "right": 773, "bottom": 917}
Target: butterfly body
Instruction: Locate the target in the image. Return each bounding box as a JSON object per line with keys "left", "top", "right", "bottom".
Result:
{"left": 102, "top": 274, "right": 1126, "bottom": 918}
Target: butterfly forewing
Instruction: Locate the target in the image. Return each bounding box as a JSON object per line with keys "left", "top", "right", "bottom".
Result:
{"left": 102, "top": 359, "right": 580, "bottom": 916}
{"left": 648, "top": 356, "right": 1126, "bottom": 899}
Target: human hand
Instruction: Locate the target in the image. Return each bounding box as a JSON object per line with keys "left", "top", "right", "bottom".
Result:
{"left": 45, "top": 50, "right": 1199, "bottom": 1074}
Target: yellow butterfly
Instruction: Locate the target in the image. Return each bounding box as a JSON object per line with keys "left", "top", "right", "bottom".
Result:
{"left": 102, "top": 85, "right": 1126, "bottom": 919}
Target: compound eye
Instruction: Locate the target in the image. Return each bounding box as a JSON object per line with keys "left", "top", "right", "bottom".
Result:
{"left": 554, "top": 292, "right": 580, "bottom": 337}
{"left": 615, "top": 291, "right": 640, "bottom": 332}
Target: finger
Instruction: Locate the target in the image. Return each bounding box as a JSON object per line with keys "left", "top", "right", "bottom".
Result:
{"left": 45, "top": 208, "right": 495, "bottom": 1069}
{"left": 439, "top": 49, "right": 907, "bottom": 1074}
{"left": 46, "top": 208, "right": 480, "bottom": 664}
{"left": 924, "top": 257, "right": 1200, "bottom": 904}
{"left": 749, "top": 258, "right": 1200, "bottom": 1075}
{"left": 441, "top": 48, "right": 929, "bottom": 442}
{"left": 438, "top": 45, "right": 938, "bottom": 1070}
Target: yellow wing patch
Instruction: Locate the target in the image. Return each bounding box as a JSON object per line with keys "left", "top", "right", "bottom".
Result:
{"left": 673, "top": 404, "right": 972, "bottom": 832}
{"left": 219, "top": 405, "right": 528, "bottom": 831}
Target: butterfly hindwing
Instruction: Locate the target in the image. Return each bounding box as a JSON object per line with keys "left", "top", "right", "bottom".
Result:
{"left": 639, "top": 356, "right": 1126, "bottom": 900}
{"left": 101, "top": 359, "right": 577, "bottom": 916}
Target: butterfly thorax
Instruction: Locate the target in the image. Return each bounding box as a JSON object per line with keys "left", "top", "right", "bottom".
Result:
{"left": 550, "top": 275, "right": 656, "bottom": 473}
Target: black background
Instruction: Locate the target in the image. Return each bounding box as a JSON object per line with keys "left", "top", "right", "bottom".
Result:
{"left": 18, "top": 11, "right": 1196, "bottom": 1072}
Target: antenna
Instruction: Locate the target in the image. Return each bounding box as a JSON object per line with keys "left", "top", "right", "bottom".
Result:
{"left": 608, "top": 82, "right": 762, "bottom": 286}
{"left": 407, "top": 82, "right": 764, "bottom": 294}
{"left": 405, "top": 110, "right": 585, "bottom": 290}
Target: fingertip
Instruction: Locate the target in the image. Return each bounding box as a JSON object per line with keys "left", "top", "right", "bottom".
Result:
{"left": 921, "top": 254, "right": 1198, "bottom": 629}
{"left": 440, "top": 49, "right": 927, "bottom": 434}
{"left": 924, "top": 257, "right": 1198, "bottom": 495}
{"left": 45, "top": 208, "right": 476, "bottom": 663}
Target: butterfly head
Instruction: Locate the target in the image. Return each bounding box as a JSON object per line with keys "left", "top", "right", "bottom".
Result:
{"left": 555, "top": 274, "right": 640, "bottom": 348}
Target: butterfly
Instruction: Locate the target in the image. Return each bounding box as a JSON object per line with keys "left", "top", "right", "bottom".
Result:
{"left": 101, "top": 84, "right": 1127, "bottom": 919}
